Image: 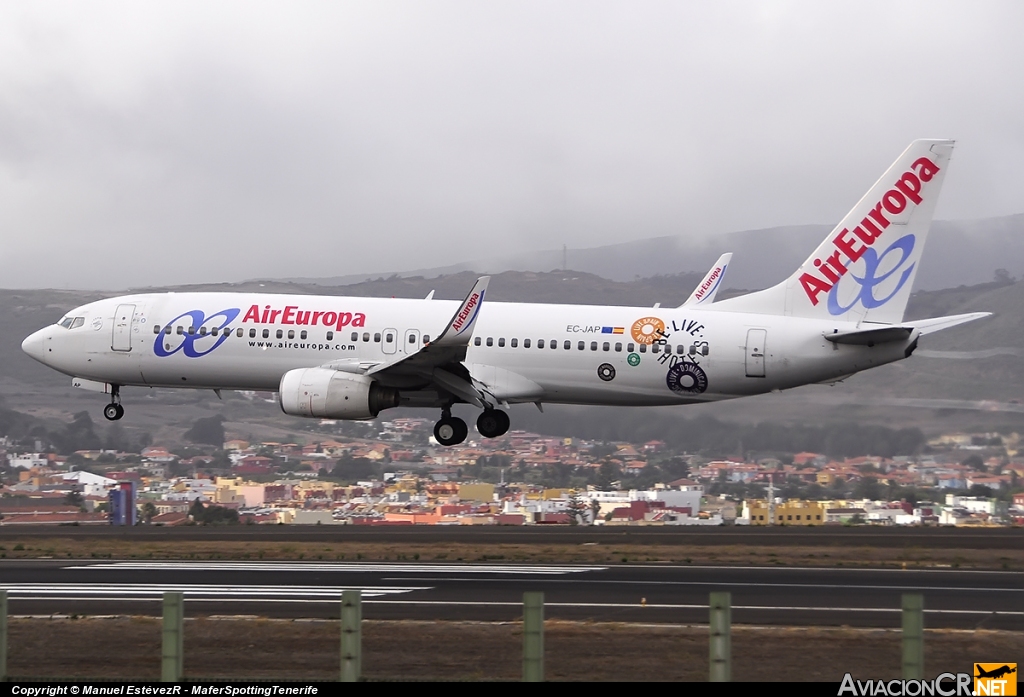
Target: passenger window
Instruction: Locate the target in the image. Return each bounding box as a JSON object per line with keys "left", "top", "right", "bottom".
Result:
{"left": 563, "top": 340, "right": 570, "bottom": 350}
{"left": 188, "top": 327, "right": 196, "bottom": 335}
{"left": 276, "top": 330, "right": 283, "bottom": 339}
{"left": 677, "top": 345, "right": 685, "bottom": 354}
{"left": 249, "top": 329, "right": 256, "bottom": 338}
{"left": 301, "top": 331, "right": 308, "bottom": 340}
{"left": 627, "top": 343, "right": 635, "bottom": 352}
{"left": 262, "top": 329, "right": 270, "bottom": 339}
{"left": 177, "top": 326, "right": 184, "bottom": 335}
{"left": 486, "top": 337, "right": 494, "bottom": 347}
{"left": 237, "top": 328, "right": 244, "bottom": 338}
{"left": 615, "top": 343, "right": 622, "bottom": 352}
{"left": 374, "top": 333, "right": 381, "bottom": 342}
{"left": 363, "top": 332, "right": 370, "bottom": 342}
{"left": 200, "top": 327, "right": 208, "bottom": 336}
{"left": 652, "top": 343, "right": 660, "bottom": 353}
{"left": 511, "top": 338, "right": 518, "bottom": 348}
{"left": 423, "top": 335, "right": 430, "bottom": 344}
{"left": 590, "top": 342, "right": 597, "bottom": 351}
{"left": 550, "top": 340, "right": 557, "bottom": 349}
{"left": 287, "top": 330, "right": 294, "bottom": 339}
{"left": 153, "top": 325, "right": 161, "bottom": 334}
{"left": 211, "top": 328, "right": 218, "bottom": 336}
{"left": 474, "top": 337, "right": 482, "bottom": 346}
{"left": 639, "top": 344, "right": 647, "bottom": 353}
{"left": 578, "top": 341, "right": 585, "bottom": 350}
{"left": 385, "top": 333, "right": 393, "bottom": 343}
{"left": 165, "top": 326, "right": 172, "bottom": 335}
{"left": 524, "top": 339, "right": 531, "bottom": 348}
{"left": 498, "top": 338, "right": 505, "bottom": 347}
{"left": 603, "top": 342, "right": 610, "bottom": 351}
{"left": 351, "top": 332, "right": 358, "bottom": 342}
{"left": 408, "top": 334, "right": 416, "bottom": 344}
{"left": 327, "top": 331, "right": 334, "bottom": 340}
{"left": 538, "top": 339, "right": 545, "bottom": 349}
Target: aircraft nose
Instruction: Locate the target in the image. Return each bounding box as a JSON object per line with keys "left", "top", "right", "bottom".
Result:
{"left": 22, "top": 328, "right": 49, "bottom": 363}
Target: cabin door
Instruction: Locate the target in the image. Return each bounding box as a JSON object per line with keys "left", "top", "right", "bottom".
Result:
{"left": 112, "top": 304, "right": 136, "bottom": 352}
{"left": 745, "top": 328, "right": 767, "bottom": 378}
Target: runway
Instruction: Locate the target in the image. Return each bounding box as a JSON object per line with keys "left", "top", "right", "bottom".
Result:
{"left": 2, "top": 559, "right": 1020, "bottom": 630}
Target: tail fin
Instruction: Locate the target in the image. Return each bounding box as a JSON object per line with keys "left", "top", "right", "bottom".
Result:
{"left": 681, "top": 253, "right": 732, "bottom": 307}
{"left": 714, "top": 140, "right": 955, "bottom": 324}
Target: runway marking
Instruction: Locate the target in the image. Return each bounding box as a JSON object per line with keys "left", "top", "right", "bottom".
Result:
{"left": 67, "top": 562, "right": 606, "bottom": 574}
{"left": 383, "top": 577, "right": 1023, "bottom": 593}
{"left": 0, "top": 584, "right": 429, "bottom": 599}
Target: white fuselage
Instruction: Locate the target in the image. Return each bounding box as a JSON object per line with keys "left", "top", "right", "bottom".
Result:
{"left": 22, "top": 291, "right": 912, "bottom": 409}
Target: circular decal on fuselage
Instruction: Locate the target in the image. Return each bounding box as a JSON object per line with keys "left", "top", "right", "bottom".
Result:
{"left": 666, "top": 362, "right": 708, "bottom": 394}
{"left": 627, "top": 353, "right": 640, "bottom": 366}
{"left": 597, "top": 363, "right": 616, "bottom": 382}
{"left": 631, "top": 316, "right": 666, "bottom": 345}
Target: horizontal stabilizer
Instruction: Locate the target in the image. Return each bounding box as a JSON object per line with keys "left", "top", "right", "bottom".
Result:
{"left": 825, "top": 326, "right": 913, "bottom": 345}
{"left": 910, "top": 312, "right": 992, "bottom": 336}
{"left": 825, "top": 312, "right": 991, "bottom": 345}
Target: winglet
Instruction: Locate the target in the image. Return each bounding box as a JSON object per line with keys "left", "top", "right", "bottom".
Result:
{"left": 431, "top": 276, "right": 490, "bottom": 346}
{"left": 681, "top": 253, "right": 732, "bottom": 307}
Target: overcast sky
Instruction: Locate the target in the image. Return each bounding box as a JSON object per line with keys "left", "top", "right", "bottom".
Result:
{"left": 1, "top": 1, "right": 1022, "bottom": 289}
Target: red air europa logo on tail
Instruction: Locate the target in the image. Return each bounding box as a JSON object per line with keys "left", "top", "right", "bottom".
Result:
{"left": 799, "top": 157, "right": 941, "bottom": 305}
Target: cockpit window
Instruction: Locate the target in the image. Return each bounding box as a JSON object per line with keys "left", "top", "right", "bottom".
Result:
{"left": 58, "top": 316, "right": 85, "bottom": 329}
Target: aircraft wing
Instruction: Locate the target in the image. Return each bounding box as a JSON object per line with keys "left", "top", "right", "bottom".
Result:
{"left": 332, "top": 276, "right": 497, "bottom": 407}
{"left": 680, "top": 253, "right": 732, "bottom": 307}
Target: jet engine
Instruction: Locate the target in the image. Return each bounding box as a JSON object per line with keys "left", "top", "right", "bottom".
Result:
{"left": 279, "top": 368, "right": 400, "bottom": 420}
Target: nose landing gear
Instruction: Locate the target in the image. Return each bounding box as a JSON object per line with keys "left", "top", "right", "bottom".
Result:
{"left": 102, "top": 386, "right": 124, "bottom": 421}
{"left": 433, "top": 407, "right": 468, "bottom": 447}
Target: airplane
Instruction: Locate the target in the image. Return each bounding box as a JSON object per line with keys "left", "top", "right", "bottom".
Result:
{"left": 21, "top": 139, "right": 990, "bottom": 446}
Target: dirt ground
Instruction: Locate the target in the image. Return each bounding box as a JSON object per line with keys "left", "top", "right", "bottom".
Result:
{"left": 3, "top": 537, "right": 1022, "bottom": 571}
{"left": 7, "top": 616, "right": 1022, "bottom": 682}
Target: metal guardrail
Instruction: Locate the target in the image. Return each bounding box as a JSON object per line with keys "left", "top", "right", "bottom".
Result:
{"left": 0, "top": 588, "right": 928, "bottom": 682}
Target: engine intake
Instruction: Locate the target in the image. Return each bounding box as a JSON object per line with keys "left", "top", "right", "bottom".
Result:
{"left": 279, "top": 368, "right": 400, "bottom": 420}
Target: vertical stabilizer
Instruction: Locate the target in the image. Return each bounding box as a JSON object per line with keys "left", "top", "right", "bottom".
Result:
{"left": 714, "top": 140, "right": 954, "bottom": 324}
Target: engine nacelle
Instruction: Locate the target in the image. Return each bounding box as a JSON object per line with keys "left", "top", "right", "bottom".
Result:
{"left": 279, "top": 368, "right": 400, "bottom": 420}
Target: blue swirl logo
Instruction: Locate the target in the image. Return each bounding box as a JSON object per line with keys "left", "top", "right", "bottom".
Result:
{"left": 827, "top": 234, "right": 916, "bottom": 316}
{"left": 154, "top": 308, "right": 240, "bottom": 358}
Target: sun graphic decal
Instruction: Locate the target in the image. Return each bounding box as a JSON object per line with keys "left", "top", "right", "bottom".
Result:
{"left": 630, "top": 316, "right": 666, "bottom": 345}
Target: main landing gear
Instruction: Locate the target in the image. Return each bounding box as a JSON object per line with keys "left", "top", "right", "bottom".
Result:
{"left": 102, "top": 386, "right": 124, "bottom": 421}
{"left": 432, "top": 407, "right": 511, "bottom": 447}
{"left": 476, "top": 409, "right": 510, "bottom": 439}
{"left": 433, "top": 407, "right": 468, "bottom": 447}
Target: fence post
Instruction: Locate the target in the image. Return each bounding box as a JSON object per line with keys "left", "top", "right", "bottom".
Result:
{"left": 161, "top": 592, "right": 184, "bottom": 682}
{"left": 709, "top": 591, "right": 731, "bottom": 682}
{"left": 0, "top": 590, "right": 7, "bottom": 682}
{"left": 523, "top": 591, "right": 544, "bottom": 682}
{"left": 902, "top": 593, "right": 924, "bottom": 680}
{"left": 340, "top": 590, "right": 362, "bottom": 682}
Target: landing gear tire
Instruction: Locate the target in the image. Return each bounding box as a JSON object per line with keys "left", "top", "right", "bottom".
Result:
{"left": 476, "top": 409, "right": 510, "bottom": 438}
{"left": 103, "top": 403, "right": 124, "bottom": 421}
{"left": 434, "top": 417, "right": 468, "bottom": 446}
